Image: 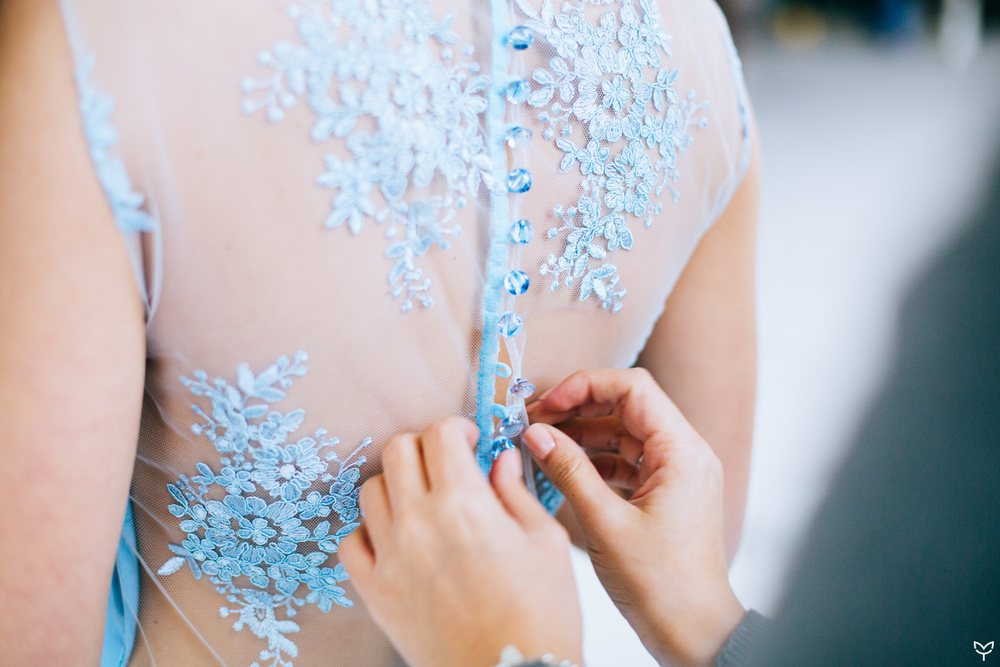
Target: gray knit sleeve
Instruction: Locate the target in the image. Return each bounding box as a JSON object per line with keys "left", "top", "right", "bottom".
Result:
{"left": 714, "top": 610, "right": 772, "bottom": 666}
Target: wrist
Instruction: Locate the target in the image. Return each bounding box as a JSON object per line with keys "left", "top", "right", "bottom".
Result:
{"left": 493, "top": 645, "right": 581, "bottom": 667}
{"left": 432, "top": 623, "right": 582, "bottom": 667}
{"left": 652, "top": 586, "right": 746, "bottom": 666}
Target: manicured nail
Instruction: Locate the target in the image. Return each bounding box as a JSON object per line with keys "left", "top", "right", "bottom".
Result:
{"left": 523, "top": 424, "right": 555, "bottom": 459}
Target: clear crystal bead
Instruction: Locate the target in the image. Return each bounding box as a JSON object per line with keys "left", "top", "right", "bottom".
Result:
{"left": 498, "top": 312, "right": 523, "bottom": 337}
{"left": 490, "top": 437, "right": 516, "bottom": 460}
{"left": 503, "top": 79, "right": 530, "bottom": 104}
{"left": 508, "top": 378, "right": 536, "bottom": 400}
{"left": 506, "top": 168, "right": 532, "bottom": 194}
{"left": 498, "top": 417, "right": 525, "bottom": 438}
{"left": 505, "top": 126, "right": 532, "bottom": 149}
{"left": 509, "top": 219, "right": 534, "bottom": 244}
{"left": 506, "top": 26, "right": 534, "bottom": 50}
{"left": 503, "top": 270, "right": 530, "bottom": 296}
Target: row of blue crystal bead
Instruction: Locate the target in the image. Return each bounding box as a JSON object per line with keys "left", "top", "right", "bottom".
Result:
{"left": 489, "top": 372, "right": 537, "bottom": 457}
{"left": 492, "top": 24, "right": 536, "bottom": 451}
{"left": 499, "top": 29, "right": 532, "bottom": 327}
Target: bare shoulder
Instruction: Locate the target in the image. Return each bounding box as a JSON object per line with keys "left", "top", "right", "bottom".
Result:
{"left": 0, "top": 0, "right": 142, "bottom": 313}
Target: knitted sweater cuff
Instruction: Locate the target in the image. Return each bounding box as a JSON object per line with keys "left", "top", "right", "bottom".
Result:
{"left": 714, "top": 610, "right": 771, "bottom": 666}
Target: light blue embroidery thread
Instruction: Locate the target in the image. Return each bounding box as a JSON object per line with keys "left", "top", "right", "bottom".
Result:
{"left": 74, "top": 55, "right": 156, "bottom": 235}
{"left": 516, "top": 0, "right": 707, "bottom": 312}
{"left": 158, "top": 352, "right": 369, "bottom": 667}
{"left": 242, "top": 0, "right": 705, "bottom": 315}
{"left": 241, "top": 1, "right": 498, "bottom": 312}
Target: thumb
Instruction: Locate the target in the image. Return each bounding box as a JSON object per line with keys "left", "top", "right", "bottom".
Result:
{"left": 489, "top": 447, "right": 554, "bottom": 532}
{"left": 522, "top": 423, "right": 620, "bottom": 531}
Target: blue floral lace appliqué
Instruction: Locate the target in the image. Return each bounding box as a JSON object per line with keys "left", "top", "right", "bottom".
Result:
{"left": 241, "top": 0, "right": 707, "bottom": 315}
{"left": 158, "top": 352, "right": 369, "bottom": 667}
{"left": 74, "top": 55, "right": 156, "bottom": 235}
{"left": 517, "top": 0, "right": 707, "bottom": 313}
{"left": 241, "top": 1, "right": 496, "bottom": 312}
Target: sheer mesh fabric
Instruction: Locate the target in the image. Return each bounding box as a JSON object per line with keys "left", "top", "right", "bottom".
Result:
{"left": 58, "top": 0, "right": 751, "bottom": 664}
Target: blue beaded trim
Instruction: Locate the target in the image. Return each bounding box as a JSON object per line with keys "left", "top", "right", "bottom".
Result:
{"left": 474, "top": 0, "right": 515, "bottom": 473}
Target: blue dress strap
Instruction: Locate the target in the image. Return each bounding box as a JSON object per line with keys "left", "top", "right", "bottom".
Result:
{"left": 101, "top": 502, "right": 139, "bottom": 667}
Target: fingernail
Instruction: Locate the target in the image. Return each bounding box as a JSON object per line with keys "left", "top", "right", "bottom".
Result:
{"left": 523, "top": 424, "right": 555, "bottom": 459}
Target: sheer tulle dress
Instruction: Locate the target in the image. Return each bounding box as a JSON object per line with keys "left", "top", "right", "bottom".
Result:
{"left": 57, "top": 0, "right": 752, "bottom": 663}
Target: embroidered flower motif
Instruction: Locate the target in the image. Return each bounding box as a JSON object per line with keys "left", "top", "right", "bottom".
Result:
{"left": 327, "top": 466, "right": 363, "bottom": 523}
{"left": 303, "top": 562, "right": 353, "bottom": 612}
{"left": 574, "top": 140, "right": 610, "bottom": 176}
{"left": 158, "top": 352, "right": 370, "bottom": 667}
{"left": 221, "top": 588, "right": 304, "bottom": 661}
{"left": 518, "top": 0, "right": 708, "bottom": 312}
{"left": 639, "top": 114, "right": 665, "bottom": 148}
{"left": 241, "top": 1, "right": 496, "bottom": 312}
{"left": 217, "top": 465, "right": 256, "bottom": 495}
{"left": 572, "top": 43, "right": 644, "bottom": 143}
{"left": 604, "top": 140, "right": 656, "bottom": 216}
{"left": 252, "top": 439, "right": 328, "bottom": 501}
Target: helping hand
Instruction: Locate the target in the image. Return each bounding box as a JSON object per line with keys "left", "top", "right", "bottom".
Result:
{"left": 339, "top": 417, "right": 583, "bottom": 667}
{"left": 525, "top": 368, "right": 745, "bottom": 667}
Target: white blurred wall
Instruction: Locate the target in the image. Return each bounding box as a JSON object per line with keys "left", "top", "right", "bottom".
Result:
{"left": 577, "top": 34, "right": 1000, "bottom": 666}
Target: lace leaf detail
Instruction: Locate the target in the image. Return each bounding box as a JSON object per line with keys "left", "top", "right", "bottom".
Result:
{"left": 159, "top": 352, "right": 370, "bottom": 667}
{"left": 522, "top": 0, "right": 707, "bottom": 313}
{"left": 74, "top": 55, "right": 156, "bottom": 235}
{"left": 241, "top": 1, "right": 497, "bottom": 312}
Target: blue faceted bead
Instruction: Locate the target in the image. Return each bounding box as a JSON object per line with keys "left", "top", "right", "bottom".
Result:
{"left": 505, "top": 126, "right": 533, "bottom": 149}
{"left": 506, "top": 26, "right": 534, "bottom": 50}
{"left": 503, "top": 270, "right": 530, "bottom": 296}
{"left": 509, "top": 219, "right": 534, "bottom": 244}
{"left": 491, "top": 437, "right": 516, "bottom": 460}
{"left": 508, "top": 377, "right": 536, "bottom": 400}
{"left": 499, "top": 416, "right": 525, "bottom": 438}
{"left": 503, "top": 79, "right": 530, "bottom": 104}
{"left": 498, "top": 312, "right": 523, "bottom": 337}
{"left": 507, "top": 168, "right": 532, "bottom": 194}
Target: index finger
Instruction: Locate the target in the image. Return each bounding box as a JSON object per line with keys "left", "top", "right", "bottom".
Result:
{"left": 418, "top": 416, "right": 485, "bottom": 492}
{"left": 527, "top": 368, "right": 696, "bottom": 444}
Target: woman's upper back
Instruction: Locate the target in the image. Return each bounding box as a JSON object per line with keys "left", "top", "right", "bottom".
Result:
{"left": 39, "top": 0, "right": 750, "bottom": 663}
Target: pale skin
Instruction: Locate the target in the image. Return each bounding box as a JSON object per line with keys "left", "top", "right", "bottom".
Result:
{"left": 0, "top": 0, "right": 757, "bottom": 662}
{"left": 557, "top": 115, "right": 760, "bottom": 564}
{"left": 340, "top": 368, "right": 746, "bottom": 667}
{"left": 636, "top": 140, "right": 760, "bottom": 564}
{"left": 339, "top": 418, "right": 585, "bottom": 667}
{"left": 0, "top": 0, "right": 146, "bottom": 664}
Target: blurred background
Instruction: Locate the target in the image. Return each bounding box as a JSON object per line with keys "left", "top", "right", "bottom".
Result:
{"left": 575, "top": 2, "right": 1000, "bottom": 663}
